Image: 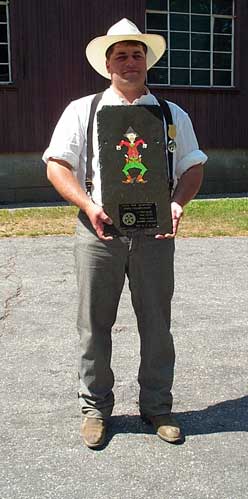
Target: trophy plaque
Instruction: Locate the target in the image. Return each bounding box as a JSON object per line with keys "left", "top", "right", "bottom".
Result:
{"left": 97, "top": 105, "right": 172, "bottom": 236}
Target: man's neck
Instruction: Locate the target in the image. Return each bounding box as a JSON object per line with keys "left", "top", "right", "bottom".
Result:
{"left": 111, "top": 83, "right": 147, "bottom": 103}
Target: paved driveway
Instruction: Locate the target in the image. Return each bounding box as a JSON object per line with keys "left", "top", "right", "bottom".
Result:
{"left": 0, "top": 236, "right": 247, "bottom": 499}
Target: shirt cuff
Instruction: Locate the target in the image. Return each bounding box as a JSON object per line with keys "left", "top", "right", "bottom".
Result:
{"left": 42, "top": 149, "right": 79, "bottom": 170}
{"left": 177, "top": 149, "right": 208, "bottom": 177}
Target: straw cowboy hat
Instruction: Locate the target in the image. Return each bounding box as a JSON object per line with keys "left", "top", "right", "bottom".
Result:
{"left": 86, "top": 18, "right": 166, "bottom": 80}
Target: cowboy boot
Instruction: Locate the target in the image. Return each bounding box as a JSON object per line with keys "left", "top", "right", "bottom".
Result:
{"left": 122, "top": 174, "right": 134, "bottom": 184}
{"left": 136, "top": 174, "right": 147, "bottom": 183}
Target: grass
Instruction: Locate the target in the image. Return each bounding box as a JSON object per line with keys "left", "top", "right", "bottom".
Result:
{"left": 179, "top": 198, "right": 248, "bottom": 237}
{"left": 0, "top": 205, "right": 79, "bottom": 238}
{"left": 0, "top": 199, "right": 247, "bottom": 238}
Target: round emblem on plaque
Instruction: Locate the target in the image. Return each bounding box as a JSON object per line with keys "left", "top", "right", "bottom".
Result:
{"left": 122, "top": 212, "right": 136, "bottom": 226}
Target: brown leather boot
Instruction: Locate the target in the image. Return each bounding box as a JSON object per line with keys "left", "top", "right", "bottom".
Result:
{"left": 142, "top": 414, "right": 182, "bottom": 444}
{"left": 81, "top": 417, "right": 106, "bottom": 449}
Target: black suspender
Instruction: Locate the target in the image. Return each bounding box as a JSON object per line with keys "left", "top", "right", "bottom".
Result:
{"left": 85, "top": 92, "right": 174, "bottom": 196}
{"left": 85, "top": 92, "right": 104, "bottom": 195}
{"left": 156, "top": 97, "right": 174, "bottom": 195}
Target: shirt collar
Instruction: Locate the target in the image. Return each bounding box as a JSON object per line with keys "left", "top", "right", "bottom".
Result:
{"left": 102, "top": 86, "right": 157, "bottom": 106}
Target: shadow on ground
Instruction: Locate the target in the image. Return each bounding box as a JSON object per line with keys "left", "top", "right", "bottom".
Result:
{"left": 104, "top": 395, "right": 248, "bottom": 446}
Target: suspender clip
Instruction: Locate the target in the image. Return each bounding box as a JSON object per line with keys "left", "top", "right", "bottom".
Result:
{"left": 85, "top": 178, "right": 92, "bottom": 196}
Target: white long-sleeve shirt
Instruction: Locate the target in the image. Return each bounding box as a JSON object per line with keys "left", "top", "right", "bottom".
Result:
{"left": 43, "top": 86, "right": 207, "bottom": 205}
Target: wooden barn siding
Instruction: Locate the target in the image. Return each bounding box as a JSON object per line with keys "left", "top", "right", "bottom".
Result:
{"left": 0, "top": 0, "right": 247, "bottom": 153}
{"left": 0, "top": 0, "right": 145, "bottom": 153}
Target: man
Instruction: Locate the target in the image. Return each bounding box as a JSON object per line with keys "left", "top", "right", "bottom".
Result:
{"left": 43, "top": 18, "right": 207, "bottom": 449}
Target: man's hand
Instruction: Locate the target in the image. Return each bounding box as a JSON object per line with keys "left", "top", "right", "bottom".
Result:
{"left": 155, "top": 164, "right": 203, "bottom": 240}
{"left": 47, "top": 159, "right": 113, "bottom": 241}
{"left": 85, "top": 203, "right": 113, "bottom": 241}
{"left": 155, "top": 201, "right": 183, "bottom": 239}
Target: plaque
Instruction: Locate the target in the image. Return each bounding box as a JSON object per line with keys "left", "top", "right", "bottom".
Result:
{"left": 97, "top": 105, "right": 172, "bottom": 236}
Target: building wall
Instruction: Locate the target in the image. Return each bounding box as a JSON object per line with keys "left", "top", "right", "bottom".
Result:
{"left": 0, "top": 0, "right": 247, "bottom": 203}
{"left": 0, "top": 0, "right": 146, "bottom": 153}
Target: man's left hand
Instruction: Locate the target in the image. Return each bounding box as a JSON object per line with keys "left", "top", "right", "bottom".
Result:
{"left": 155, "top": 201, "right": 183, "bottom": 239}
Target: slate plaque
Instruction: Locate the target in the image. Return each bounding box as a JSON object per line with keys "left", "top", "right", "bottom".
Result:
{"left": 97, "top": 105, "right": 172, "bottom": 236}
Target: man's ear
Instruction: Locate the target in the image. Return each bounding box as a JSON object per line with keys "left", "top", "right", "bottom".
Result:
{"left": 106, "top": 60, "right": 110, "bottom": 74}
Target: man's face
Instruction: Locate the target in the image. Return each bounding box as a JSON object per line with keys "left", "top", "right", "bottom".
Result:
{"left": 106, "top": 42, "right": 147, "bottom": 86}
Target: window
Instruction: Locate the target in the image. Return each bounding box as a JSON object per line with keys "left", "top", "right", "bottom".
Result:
{"left": 0, "top": 0, "right": 11, "bottom": 84}
{"left": 146, "top": 0, "right": 235, "bottom": 87}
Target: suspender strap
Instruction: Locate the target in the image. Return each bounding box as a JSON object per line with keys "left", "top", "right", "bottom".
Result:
{"left": 156, "top": 97, "right": 174, "bottom": 195}
{"left": 85, "top": 92, "right": 104, "bottom": 195}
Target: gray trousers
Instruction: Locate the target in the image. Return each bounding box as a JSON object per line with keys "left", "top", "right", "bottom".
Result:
{"left": 74, "top": 213, "right": 175, "bottom": 419}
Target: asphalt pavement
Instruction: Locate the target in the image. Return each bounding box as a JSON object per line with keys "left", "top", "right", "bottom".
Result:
{"left": 0, "top": 235, "right": 247, "bottom": 499}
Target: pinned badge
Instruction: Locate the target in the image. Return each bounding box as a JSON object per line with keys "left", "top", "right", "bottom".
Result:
{"left": 168, "top": 124, "right": 177, "bottom": 153}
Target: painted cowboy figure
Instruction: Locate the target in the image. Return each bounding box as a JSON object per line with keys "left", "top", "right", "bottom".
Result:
{"left": 116, "top": 126, "right": 148, "bottom": 183}
{"left": 43, "top": 18, "right": 208, "bottom": 449}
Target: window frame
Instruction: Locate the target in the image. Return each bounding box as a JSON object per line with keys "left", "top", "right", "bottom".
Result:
{"left": 145, "top": 0, "right": 237, "bottom": 89}
{"left": 0, "top": 0, "right": 12, "bottom": 85}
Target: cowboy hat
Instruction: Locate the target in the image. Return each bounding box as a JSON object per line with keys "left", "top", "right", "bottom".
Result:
{"left": 85, "top": 18, "right": 166, "bottom": 79}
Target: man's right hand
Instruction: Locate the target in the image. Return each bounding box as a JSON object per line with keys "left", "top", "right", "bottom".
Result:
{"left": 47, "top": 160, "right": 113, "bottom": 241}
{"left": 85, "top": 202, "right": 113, "bottom": 241}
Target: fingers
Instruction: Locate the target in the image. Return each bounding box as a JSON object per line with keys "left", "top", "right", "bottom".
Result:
{"left": 155, "top": 202, "right": 183, "bottom": 239}
{"left": 94, "top": 211, "right": 113, "bottom": 241}
{"left": 95, "top": 222, "right": 113, "bottom": 241}
{"left": 155, "top": 233, "right": 175, "bottom": 240}
{"left": 96, "top": 229, "right": 113, "bottom": 241}
{"left": 155, "top": 218, "right": 179, "bottom": 239}
{"left": 101, "top": 213, "right": 113, "bottom": 225}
